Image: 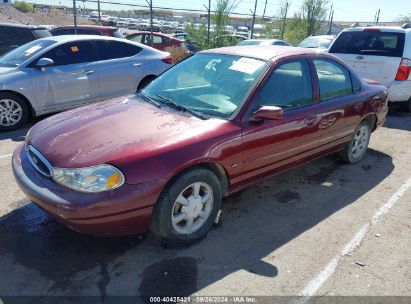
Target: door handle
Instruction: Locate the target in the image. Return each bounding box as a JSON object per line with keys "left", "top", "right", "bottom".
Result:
{"left": 304, "top": 115, "right": 317, "bottom": 127}
{"left": 85, "top": 70, "right": 95, "bottom": 75}
{"left": 132, "top": 63, "right": 142, "bottom": 68}
{"left": 354, "top": 103, "right": 363, "bottom": 111}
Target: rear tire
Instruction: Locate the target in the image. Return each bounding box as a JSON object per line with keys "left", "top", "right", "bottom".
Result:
{"left": 399, "top": 99, "right": 411, "bottom": 113}
{"left": 338, "top": 120, "right": 371, "bottom": 164}
{"left": 0, "top": 92, "right": 29, "bottom": 132}
{"left": 151, "top": 168, "right": 222, "bottom": 247}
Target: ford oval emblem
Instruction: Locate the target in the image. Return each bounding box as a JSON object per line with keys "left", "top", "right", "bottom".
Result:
{"left": 356, "top": 55, "right": 364, "bottom": 60}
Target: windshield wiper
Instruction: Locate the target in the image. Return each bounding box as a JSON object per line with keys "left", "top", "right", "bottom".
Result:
{"left": 139, "top": 91, "right": 161, "bottom": 108}
{"left": 155, "top": 94, "right": 208, "bottom": 120}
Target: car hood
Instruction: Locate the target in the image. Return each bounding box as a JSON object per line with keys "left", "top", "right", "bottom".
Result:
{"left": 27, "top": 95, "right": 227, "bottom": 169}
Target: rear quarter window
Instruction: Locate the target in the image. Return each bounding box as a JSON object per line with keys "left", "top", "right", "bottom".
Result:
{"left": 329, "top": 31, "right": 405, "bottom": 57}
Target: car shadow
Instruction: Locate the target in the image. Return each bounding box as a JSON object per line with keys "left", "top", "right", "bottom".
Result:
{"left": 0, "top": 149, "right": 394, "bottom": 301}
{"left": 385, "top": 103, "right": 411, "bottom": 131}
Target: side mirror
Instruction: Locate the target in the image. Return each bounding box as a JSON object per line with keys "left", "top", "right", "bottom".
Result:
{"left": 252, "top": 105, "right": 284, "bottom": 121}
{"left": 36, "top": 58, "right": 54, "bottom": 68}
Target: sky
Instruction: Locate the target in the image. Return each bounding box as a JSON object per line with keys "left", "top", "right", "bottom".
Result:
{"left": 30, "top": 0, "right": 411, "bottom": 22}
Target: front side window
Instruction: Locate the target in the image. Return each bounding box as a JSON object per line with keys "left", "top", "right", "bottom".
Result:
{"left": 142, "top": 53, "right": 267, "bottom": 119}
{"left": 314, "top": 59, "right": 353, "bottom": 100}
{"left": 128, "top": 34, "right": 143, "bottom": 43}
{"left": 0, "top": 39, "right": 56, "bottom": 67}
{"left": 96, "top": 40, "right": 142, "bottom": 61}
{"left": 253, "top": 59, "right": 313, "bottom": 111}
{"left": 41, "top": 41, "right": 94, "bottom": 66}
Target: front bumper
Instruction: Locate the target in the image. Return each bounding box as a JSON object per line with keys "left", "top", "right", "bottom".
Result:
{"left": 12, "top": 144, "right": 168, "bottom": 237}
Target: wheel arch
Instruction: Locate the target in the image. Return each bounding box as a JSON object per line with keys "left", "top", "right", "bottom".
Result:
{"left": 362, "top": 113, "right": 378, "bottom": 132}
{"left": 161, "top": 161, "right": 230, "bottom": 199}
{"left": 0, "top": 90, "right": 36, "bottom": 118}
{"left": 137, "top": 74, "right": 157, "bottom": 91}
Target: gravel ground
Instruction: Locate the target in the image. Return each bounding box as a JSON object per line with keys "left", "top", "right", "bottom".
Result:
{"left": 0, "top": 107, "right": 410, "bottom": 303}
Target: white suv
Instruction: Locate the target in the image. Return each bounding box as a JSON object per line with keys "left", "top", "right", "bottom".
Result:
{"left": 328, "top": 24, "right": 411, "bottom": 112}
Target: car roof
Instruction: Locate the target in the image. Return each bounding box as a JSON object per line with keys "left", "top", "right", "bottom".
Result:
{"left": 53, "top": 25, "right": 117, "bottom": 30}
{"left": 35, "top": 35, "right": 152, "bottom": 46}
{"left": 305, "top": 35, "right": 335, "bottom": 39}
{"left": 201, "top": 46, "right": 325, "bottom": 61}
{"left": 0, "top": 23, "right": 47, "bottom": 30}
{"left": 342, "top": 26, "right": 411, "bottom": 33}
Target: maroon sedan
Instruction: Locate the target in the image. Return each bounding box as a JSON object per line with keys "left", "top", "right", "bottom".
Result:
{"left": 12, "top": 46, "right": 388, "bottom": 246}
{"left": 126, "top": 31, "right": 185, "bottom": 51}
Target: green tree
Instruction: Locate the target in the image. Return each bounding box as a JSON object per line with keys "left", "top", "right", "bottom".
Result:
{"left": 12, "top": 0, "right": 34, "bottom": 13}
{"left": 396, "top": 14, "right": 411, "bottom": 23}
{"left": 284, "top": 0, "right": 329, "bottom": 45}
{"left": 186, "top": 0, "right": 238, "bottom": 50}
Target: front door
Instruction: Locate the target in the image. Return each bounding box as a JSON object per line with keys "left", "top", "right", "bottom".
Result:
{"left": 28, "top": 40, "right": 99, "bottom": 112}
{"left": 239, "top": 58, "right": 322, "bottom": 182}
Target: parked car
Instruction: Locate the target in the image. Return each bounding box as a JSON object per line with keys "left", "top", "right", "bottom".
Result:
{"left": 0, "top": 35, "right": 172, "bottom": 131}
{"left": 173, "top": 33, "right": 197, "bottom": 53}
{"left": 50, "top": 25, "right": 124, "bottom": 38}
{"left": 238, "top": 39, "right": 290, "bottom": 46}
{"left": 236, "top": 26, "right": 249, "bottom": 37}
{"left": 298, "top": 35, "right": 335, "bottom": 50}
{"left": 126, "top": 31, "right": 185, "bottom": 51}
{"left": 13, "top": 46, "right": 388, "bottom": 246}
{"left": 0, "top": 23, "right": 51, "bottom": 55}
{"left": 328, "top": 24, "right": 411, "bottom": 112}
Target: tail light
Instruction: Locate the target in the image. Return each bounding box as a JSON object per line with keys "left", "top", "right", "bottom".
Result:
{"left": 395, "top": 58, "right": 411, "bottom": 81}
{"left": 161, "top": 56, "right": 173, "bottom": 64}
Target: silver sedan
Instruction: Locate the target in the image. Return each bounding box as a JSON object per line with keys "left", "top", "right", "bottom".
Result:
{"left": 0, "top": 35, "right": 173, "bottom": 131}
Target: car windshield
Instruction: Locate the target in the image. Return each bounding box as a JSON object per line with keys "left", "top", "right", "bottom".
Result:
{"left": 0, "top": 39, "right": 55, "bottom": 67}
{"left": 298, "top": 37, "right": 333, "bottom": 49}
{"left": 142, "top": 53, "right": 267, "bottom": 119}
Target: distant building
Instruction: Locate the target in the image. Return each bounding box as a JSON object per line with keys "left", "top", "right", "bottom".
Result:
{"left": 0, "top": 0, "right": 11, "bottom": 6}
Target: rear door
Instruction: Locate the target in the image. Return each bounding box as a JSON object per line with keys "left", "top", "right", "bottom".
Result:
{"left": 95, "top": 40, "right": 145, "bottom": 98}
{"left": 329, "top": 29, "right": 405, "bottom": 87}
{"left": 311, "top": 57, "right": 367, "bottom": 147}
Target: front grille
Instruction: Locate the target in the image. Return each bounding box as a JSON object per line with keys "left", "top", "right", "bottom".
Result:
{"left": 26, "top": 145, "right": 52, "bottom": 177}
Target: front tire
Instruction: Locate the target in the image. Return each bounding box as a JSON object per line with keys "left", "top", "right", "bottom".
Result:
{"left": 0, "top": 93, "right": 29, "bottom": 131}
{"left": 151, "top": 168, "right": 222, "bottom": 247}
{"left": 338, "top": 120, "right": 371, "bottom": 164}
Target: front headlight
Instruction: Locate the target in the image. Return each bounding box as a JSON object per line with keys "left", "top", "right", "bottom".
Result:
{"left": 51, "top": 164, "right": 125, "bottom": 193}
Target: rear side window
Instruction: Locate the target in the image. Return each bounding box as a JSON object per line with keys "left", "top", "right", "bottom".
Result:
{"left": 96, "top": 40, "right": 142, "bottom": 61}
{"left": 314, "top": 59, "right": 353, "bottom": 100}
{"left": 329, "top": 31, "right": 405, "bottom": 57}
{"left": 41, "top": 41, "right": 94, "bottom": 66}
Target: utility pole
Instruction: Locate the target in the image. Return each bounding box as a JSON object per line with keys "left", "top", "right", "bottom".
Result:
{"left": 262, "top": 0, "right": 268, "bottom": 19}
{"left": 146, "top": 0, "right": 153, "bottom": 36}
{"left": 204, "top": 0, "right": 211, "bottom": 45}
{"left": 328, "top": 4, "right": 333, "bottom": 25}
{"left": 250, "top": 0, "right": 258, "bottom": 39}
{"left": 376, "top": 9, "right": 380, "bottom": 25}
{"left": 97, "top": 0, "right": 101, "bottom": 22}
{"left": 73, "top": 0, "right": 77, "bottom": 34}
{"left": 281, "top": 1, "right": 289, "bottom": 39}
{"left": 328, "top": 9, "right": 334, "bottom": 34}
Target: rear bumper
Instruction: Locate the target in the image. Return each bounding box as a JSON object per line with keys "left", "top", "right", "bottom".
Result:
{"left": 12, "top": 144, "right": 168, "bottom": 237}
{"left": 388, "top": 80, "right": 411, "bottom": 102}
